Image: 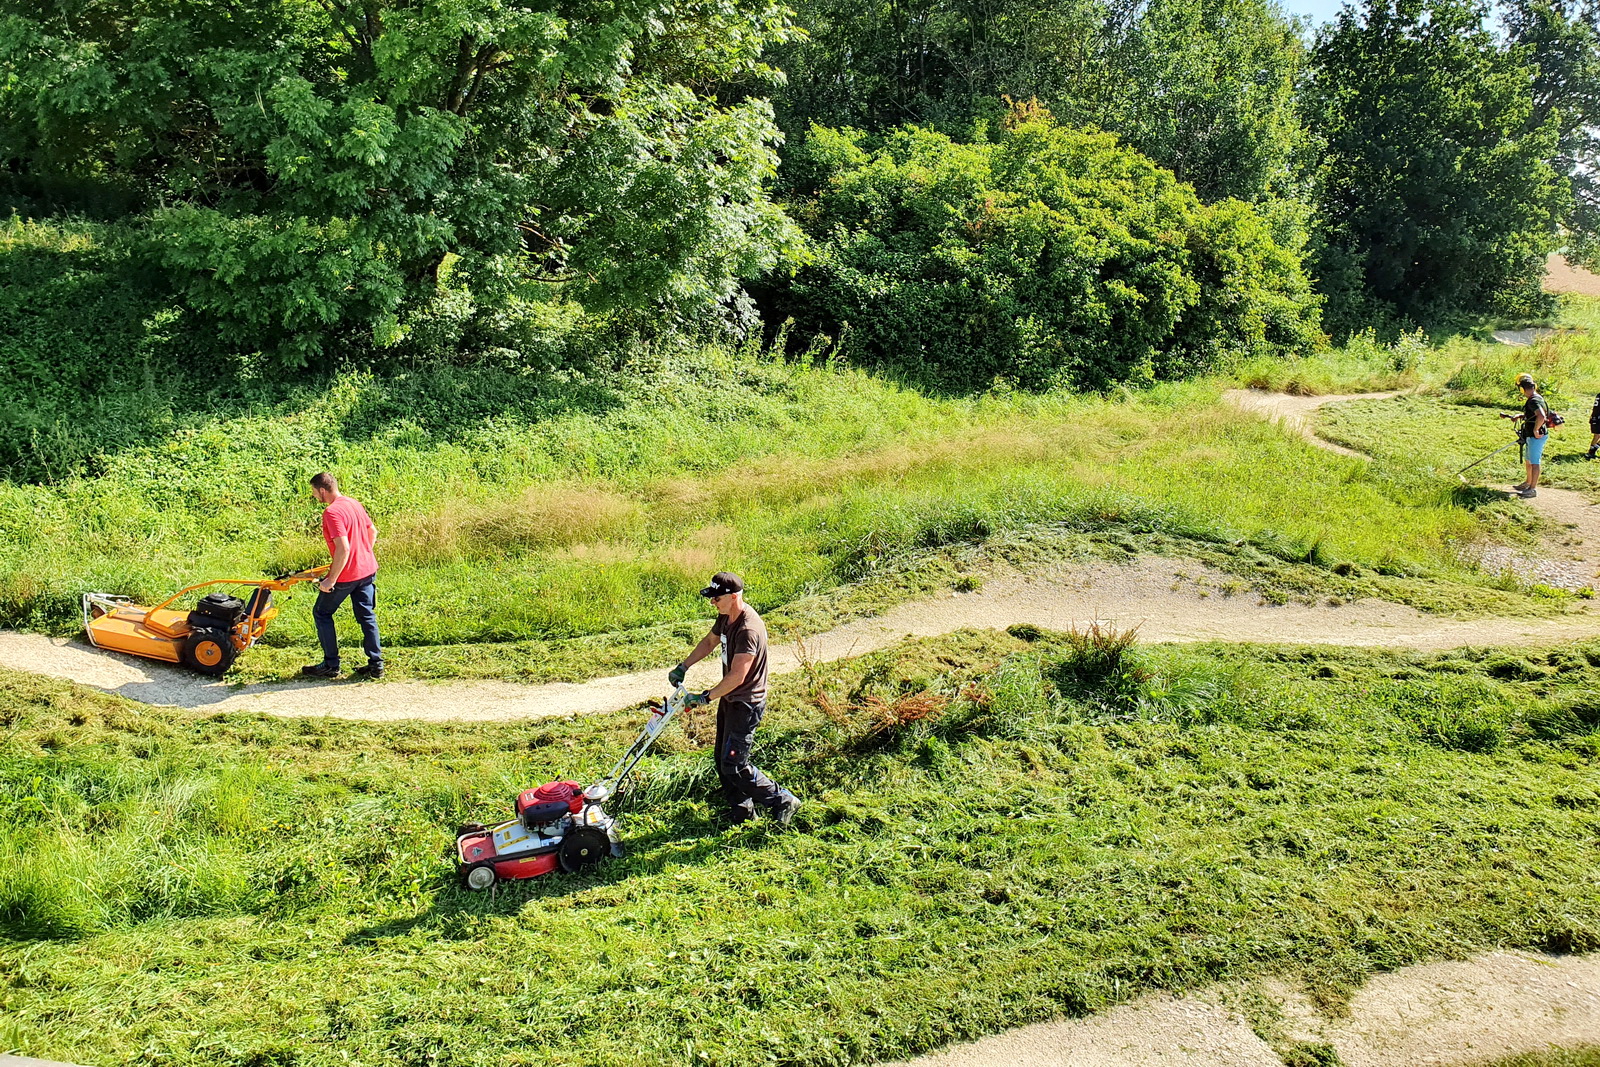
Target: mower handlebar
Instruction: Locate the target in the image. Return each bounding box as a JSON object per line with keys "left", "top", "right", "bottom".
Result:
{"left": 272, "top": 566, "right": 332, "bottom": 582}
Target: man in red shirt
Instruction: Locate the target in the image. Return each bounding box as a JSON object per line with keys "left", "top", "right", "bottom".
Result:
{"left": 303, "top": 472, "right": 383, "bottom": 679}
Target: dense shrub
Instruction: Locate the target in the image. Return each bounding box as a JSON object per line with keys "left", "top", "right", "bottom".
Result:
{"left": 0, "top": 218, "right": 218, "bottom": 482}
{"left": 770, "top": 106, "right": 1323, "bottom": 392}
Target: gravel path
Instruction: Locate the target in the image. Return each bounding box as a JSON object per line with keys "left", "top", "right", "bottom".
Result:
{"left": 2, "top": 554, "right": 1596, "bottom": 720}
{"left": 888, "top": 950, "right": 1600, "bottom": 1067}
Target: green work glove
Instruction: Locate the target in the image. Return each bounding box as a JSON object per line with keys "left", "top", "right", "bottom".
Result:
{"left": 667, "top": 662, "right": 687, "bottom": 687}
{"left": 685, "top": 690, "right": 711, "bottom": 707}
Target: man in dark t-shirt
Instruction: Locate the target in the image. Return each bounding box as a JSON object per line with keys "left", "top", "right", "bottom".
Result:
{"left": 668, "top": 572, "right": 800, "bottom": 827}
{"left": 1501, "top": 373, "right": 1549, "bottom": 499}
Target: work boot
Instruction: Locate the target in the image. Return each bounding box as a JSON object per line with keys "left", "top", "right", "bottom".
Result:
{"left": 301, "top": 663, "right": 340, "bottom": 679}
{"left": 353, "top": 662, "right": 385, "bottom": 680}
{"left": 715, "top": 806, "right": 755, "bottom": 827}
{"left": 773, "top": 795, "right": 802, "bottom": 828}
{"left": 1519, "top": 487, "right": 1539, "bottom": 499}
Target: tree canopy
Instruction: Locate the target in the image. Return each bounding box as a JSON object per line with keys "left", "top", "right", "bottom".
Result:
{"left": 0, "top": 0, "right": 804, "bottom": 364}
{"left": 1307, "top": 0, "right": 1566, "bottom": 327}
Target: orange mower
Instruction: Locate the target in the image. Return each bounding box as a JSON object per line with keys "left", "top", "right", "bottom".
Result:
{"left": 82, "top": 566, "right": 331, "bottom": 676}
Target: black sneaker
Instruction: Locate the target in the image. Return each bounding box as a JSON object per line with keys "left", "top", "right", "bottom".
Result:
{"left": 1587, "top": 450, "right": 1597, "bottom": 461}
{"left": 301, "top": 663, "right": 340, "bottom": 679}
{"left": 353, "top": 663, "right": 385, "bottom": 680}
{"left": 773, "top": 795, "right": 801, "bottom": 827}
{"left": 716, "top": 807, "right": 755, "bottom": 827}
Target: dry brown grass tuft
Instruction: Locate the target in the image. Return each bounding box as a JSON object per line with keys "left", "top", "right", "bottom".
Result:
{"left": 813, "top": 688, "right": 950, "bottom": 744}
{"left": 383, "top": 484, "right": 643, "bottom": 564}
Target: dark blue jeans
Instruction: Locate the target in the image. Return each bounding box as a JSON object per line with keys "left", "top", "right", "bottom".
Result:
{"left": 312, "top": 575, "right": 382, "bottom": 670}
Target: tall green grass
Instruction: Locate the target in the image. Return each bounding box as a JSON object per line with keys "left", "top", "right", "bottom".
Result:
{"left": 2, "top": 632, "right": 1598, "bottom": 1065}
{"left": 0, "top": 350, "right": 1531, "bottom": 677}
{"left": 6, "top": 223, "right": 1600, "bottom": 682}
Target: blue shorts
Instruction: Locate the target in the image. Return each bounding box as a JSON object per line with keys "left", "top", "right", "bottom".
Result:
{"left": 1525, "top": 434, "right": 1547, "bottom": 465}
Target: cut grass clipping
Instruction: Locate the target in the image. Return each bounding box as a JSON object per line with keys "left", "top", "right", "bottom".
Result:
{"left": 4, "top": 627, "right": 1598, "bottom": 1066}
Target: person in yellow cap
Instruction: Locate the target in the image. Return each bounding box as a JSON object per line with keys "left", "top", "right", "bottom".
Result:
{"left": 1499, "top": 373, "right": 1548, "bottom": 499}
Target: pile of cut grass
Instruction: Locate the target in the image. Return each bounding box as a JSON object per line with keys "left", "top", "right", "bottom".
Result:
{"left": 3, "top": 631, "right": 1598, "bottom": 1066}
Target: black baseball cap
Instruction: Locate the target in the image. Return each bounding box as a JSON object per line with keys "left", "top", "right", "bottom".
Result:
{"left": 700, "top": 572, "right": 744, "bottom": 598}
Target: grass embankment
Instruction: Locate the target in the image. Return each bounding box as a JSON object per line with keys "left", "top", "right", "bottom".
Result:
{"left": 3, "top": 631, "right": 1598, "bottom": 1064}
{"left": 3, "top": 298, "right": 1586, "bottom": 683}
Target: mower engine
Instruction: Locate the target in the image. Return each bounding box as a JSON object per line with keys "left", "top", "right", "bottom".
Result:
{"left": 455, "top": 686, "right": 688, "bottom": 890}
{"left": 455, "top": 780, "right": 619, "bottom": 889}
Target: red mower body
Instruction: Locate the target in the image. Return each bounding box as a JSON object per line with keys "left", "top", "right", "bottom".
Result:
{"left": 454, "top": 690, "right": 688, "bottom": 891}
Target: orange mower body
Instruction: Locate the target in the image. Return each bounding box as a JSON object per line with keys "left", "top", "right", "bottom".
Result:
{"left": 82, "top": 566, "right": 330, "bottom": 675}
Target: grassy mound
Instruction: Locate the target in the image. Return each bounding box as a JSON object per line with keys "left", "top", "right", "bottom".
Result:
{"left": 3, "top": 631, "right": 1598, "bottom": 1064}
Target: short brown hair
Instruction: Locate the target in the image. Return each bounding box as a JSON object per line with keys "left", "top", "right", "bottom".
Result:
{"left": 309, "top": 472, "right": 338, "bottom": 491}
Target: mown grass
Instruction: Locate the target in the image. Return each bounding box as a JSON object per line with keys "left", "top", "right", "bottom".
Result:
{"left": 0, "top": 319, "right": 1575, "bottom": 684}
{"left": 1319, "top": 301, "right": 1600, "bottom": 492}
{"left": 3, "top": 631, "right": 1598, "bottom": 1066}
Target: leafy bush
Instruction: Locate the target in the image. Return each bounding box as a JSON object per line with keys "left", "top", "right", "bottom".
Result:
{"left": 0, "top": 0, "right": 802, "bottom": 365}
{"left": 771, "top": 105, "right": 1323, "bottom": 392}
{"left": 0, "top": 217, "right": 223, "bottom": 481}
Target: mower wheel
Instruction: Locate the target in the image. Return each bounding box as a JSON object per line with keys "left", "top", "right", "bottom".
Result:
{"left": 558, "top": 826, "right": 611, "bottom": 873}
{"left": 183, "top": 628, "right": 237, "bottom": 676}
{"left": 461, "top": 862, "right": 497, "bottom": 891}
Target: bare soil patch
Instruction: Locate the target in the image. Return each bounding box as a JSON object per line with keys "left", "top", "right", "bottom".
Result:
{"left": 1546, "top": 253, "right": 1600, "bottom": 297}
{"left": 888, "top": 951, "right": 1600, "bottom": 1067}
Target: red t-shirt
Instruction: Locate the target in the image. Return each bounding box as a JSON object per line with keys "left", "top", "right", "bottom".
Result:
{"left": 322, "top": 496, "right": 378, "bottom": 582}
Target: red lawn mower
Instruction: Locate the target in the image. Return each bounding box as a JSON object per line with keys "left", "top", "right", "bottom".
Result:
{"left": 454, "top": 686, "right": 689, "bottom": 889}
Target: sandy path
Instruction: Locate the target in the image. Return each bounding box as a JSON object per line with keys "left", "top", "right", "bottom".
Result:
{"left": 889, "top": 950, "right": 1600, "bottom": 1067}
{"left": 1226, "top": 386, "right": 1600, "bottom": 590}
{"left": 3, "top": 555, "right": 1597, "bottom": 720}
{"left": 1545, "top": 253, "right": 1600, "bottom": 297}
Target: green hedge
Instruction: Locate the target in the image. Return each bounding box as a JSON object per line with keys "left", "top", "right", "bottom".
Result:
{"left": 774, "top": 109, "right": 1324, "bottom": 391}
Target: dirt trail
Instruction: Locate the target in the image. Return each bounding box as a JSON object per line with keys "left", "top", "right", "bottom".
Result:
{"left": 1226, "top": 386, "right": 1600, "bottom": 591}
{"left": 1545, "top": 253, "right": 1600, "bottom": 297}
{"left": 2, "top": 554, "right": 1597, "bottom": 720}
{"left": 5, "top": 390, "right": 1600, "bottom": 1067}
{"left": 888, "top": 949, "right": 1600, "bottom": 1067}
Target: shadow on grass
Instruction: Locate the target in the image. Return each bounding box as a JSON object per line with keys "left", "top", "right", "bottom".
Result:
{"left": 1450, "top": 485, "right": 1510, "bottom": 508}
{"left": 339, "top": 812, "right": 773, "bottom": 945}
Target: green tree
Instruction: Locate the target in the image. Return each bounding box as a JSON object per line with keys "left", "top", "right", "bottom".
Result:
{"left": 1097, "top": 0, "right": 1308, "bottom": 203}
{"left": 772, "top": 0, "right": 1308, "bottom": 206}
{"left": 771, "top": 106, "right": 1322, "bottom": 393}
{"left": 1306, "top": 0, "right": 1565, "bottom": 328}
{"left": 0, "top": 0, "right": 803, "bottom": 365}
{"left": 1504, "top": 0, "right": 1600, "bottom": 269}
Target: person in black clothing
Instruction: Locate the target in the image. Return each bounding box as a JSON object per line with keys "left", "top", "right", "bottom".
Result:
{"left": 668, "top": 572, "right": 801, "bottom": 827}
{"left": 1500, "top": 373, "right": 1549, "bottom": 499}
{"left": 1586, "top": 394, "right": 1600, "bottom": 461}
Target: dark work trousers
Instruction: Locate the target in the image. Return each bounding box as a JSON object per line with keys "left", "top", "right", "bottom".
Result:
{"left": 312, "top": 575, "right": 382, "bottom": 670}
{"left": 714, "top": 698, "right": 789, "bottom": 817}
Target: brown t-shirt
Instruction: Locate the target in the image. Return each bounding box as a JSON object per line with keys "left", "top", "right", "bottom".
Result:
{"left": 712, "top": 606, "right": 769, "bottom": 704}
